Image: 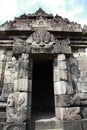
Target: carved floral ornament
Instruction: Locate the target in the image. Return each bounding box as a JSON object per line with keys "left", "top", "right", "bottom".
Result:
{"left": 26, "top": 28, "right": 56, "bottom": 48}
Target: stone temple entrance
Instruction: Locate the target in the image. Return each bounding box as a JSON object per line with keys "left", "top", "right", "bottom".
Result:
{"left": 1, "top": 8, "right": 87, "bottom": 130}
{"left": 32, "top": 59, "right": 55, "bottom": 119}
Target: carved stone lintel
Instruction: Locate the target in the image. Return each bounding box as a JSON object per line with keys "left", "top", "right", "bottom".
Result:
{"left": 13, "top": 33, "right": 71, "bottom": 54}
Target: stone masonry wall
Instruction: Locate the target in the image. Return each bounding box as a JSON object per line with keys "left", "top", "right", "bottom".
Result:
{"left": 53, "top": 54, "right": 81, "bottom": 120}
{"left": 72, "top": 48, "right": 87, "bottom": 119}
{"left": 53, "top": 49, "right": 87, "bottom": 122}
{"left": 0, "top": 49, "right": 13, "bottom": 123}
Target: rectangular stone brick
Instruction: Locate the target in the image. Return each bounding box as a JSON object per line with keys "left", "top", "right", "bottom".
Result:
{"left": 51, "top": 119, "right": 63, "bottom": 129}
{"left": 80, "top": 70, "right": 87, "bottom": 77}
{"left": 82, "top": 119, "right": 87, "bottom": 130}
{"left": 12, "top": 72, "right": 18, "bottom": 80}
{"left": 54, "top": 81, "right": 73, "bottom": 94}
{"left": 0, "top": 54, "right": 6, "bottom": 61}
{"left": 60, "top": 70, "right": 68, "bottom": 80}
{"left": 81, "top": 107, "right": 87, "bottom": 119}
{"left": 4, "top": 76, "right": 12, "bottom": 83}
{"left": 78, "top": 58, "right": 87, "bottom": 70}
{"left": 14, "top": 79, "right": 18, "bottom": 91}
{"left": 63, "top": 120, "right": 82, "bottom": 130}
{"left": 55, "top": 95, "right": 74, "bottom": 107}
{"left": 2, "top": 83, "right": 13, "bottom": 97}
{"left": 19, "top": 79, "right": 28, "bottom": 92}
{"left": 0, "top": 112, "right": 6, "bottom": 122}
{"left": 77, "top": 82, "right": 87, "bottom": 93}
{"left": 35, "top": 120, "right": 51, "bottom": 129}
{"left": 5, "top": 69, "right": 11, "bottom": 76}
{"left": 14, "top": 79, "right": 28, "bottom": 92}
{"left": 78, "top": 76, "right": 87, "bottom": 82}
{"left": 58, "top": 54, "right": 66, "bottom": 61}
{"left": 55, "top": 107, "right": 81, "bottom": 120}
{"left": 58, "top": 61, "right": 67, "bottom": 70}
{"left": 3, "top": 123, "right": 26, "bottom": 130}
{"left": 53, "top": 69, "right": 60, "bottom": 82}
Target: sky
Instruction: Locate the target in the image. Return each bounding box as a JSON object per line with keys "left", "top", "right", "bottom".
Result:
{"left": 0, "top": 0, "right": 87, "bottom": 27}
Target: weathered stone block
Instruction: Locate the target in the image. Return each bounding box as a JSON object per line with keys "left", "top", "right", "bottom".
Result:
{"left": 18, "top": 70, "right": 28, "bottom": 79}
{"left": 78, "top": 76, "right": 87, "bottom": 82}
{"left": 56, "top": 93, "right": 87, "bottom": 107}
{"left": 81, "top": 107, "right": 87, "bottom": 119}
{"left": 82, "top": 119, "right": 87, "bottom": 130}
{"left": 14, "top": 79, "right": 28, "bottom": 92}
{"left": 60, "top": 70, "right": 68, "bottom": 80}
{"left": 14, "top": 79, "right": 18, "bottom": 92}
{"left": 77, "top": 82, "right": 87, "bottom": 93}
{"left": 63, "top": 120, "right": 82, "bottom": 130}
{"left": 58, "top": 54, "right": 66, "bottom": 61}
{"left": 70, "top": 64, "right": 80, "bottom": 77}
{"left": 19, "top": 78, "right": 28, "bottom": 92}
{"left": 80, "top": 70, "right": 87, "bottom": 77}
{"left": 5, "top": 70, "right": 11, "bottom": 76}
{"left": 6, "top": 92, "right": 28, "bottom": 123}
{"left": 53, "top": 69, "right": 60, "bottom": 82}
{"left": 54, "top": 81, "right": 73, "bottom": 94}
{"left": 18, "top": 59, "right": 28, "bottom": 70}
{"left": 78, "top": 58, "right": 87, "bottom": 70}
{"left": 3, "top": 123, "right": 26, "bottom": 130}
{"left": 6, "top": 55, "right": 12, "bottom": 62}
{"left": 4, "top": 76, "right": 12, "bottom": 83}
{"left": 0, "top": 54, "right": 6, "bottom": 61}
{"left": 55, "top": 95, "right": 73, "bottom": 107}
{"left": 69, "top": 56, "right": 78, "bottom": 65}
{"left": 71, "top": 74, "right": 78, "bottom": 82}
{"left": 2, "top": 83, "right": 13, "bottom": 97}
{"left": 55, "top": 107, "right": 81, "bottom": 120}
{"left": 35, "top": 120, "right": 51, "bottom": 129}
{"left": 0, "top": 112, "right": 6, "bottom": 122}
{"left": 12, "top": 72, "right": 18, "bottom": 80}
{"left": 58, "top": 61, "right": 67, "bottom": 70}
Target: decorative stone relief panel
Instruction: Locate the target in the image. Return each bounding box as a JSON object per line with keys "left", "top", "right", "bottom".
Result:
{"left": 6, "top": 92, "right": 27, "bottom": 123}
{"left": 13, "top": 29, "right": 71, "bottom": 54}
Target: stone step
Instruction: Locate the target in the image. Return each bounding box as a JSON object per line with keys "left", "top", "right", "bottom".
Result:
{"left": 35, "top": 118, "right": 62, "bottom": 130}
{"left": 35, "top": 129, "right": 63, "bottom": 130}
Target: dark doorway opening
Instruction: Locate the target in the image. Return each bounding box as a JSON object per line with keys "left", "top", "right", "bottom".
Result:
{"left": 32, "top": 59, "right": 55, "bottom": 119}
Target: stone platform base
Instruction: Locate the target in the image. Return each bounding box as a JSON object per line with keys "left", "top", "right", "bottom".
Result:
{"left": 0, "top": 120, "right": 87, "bottom": 130}
{"left": 0, "top": 123, "right": 26, "bottom": 130}
{"left": 35, "top": 118, "right": 87, "bottom": 130}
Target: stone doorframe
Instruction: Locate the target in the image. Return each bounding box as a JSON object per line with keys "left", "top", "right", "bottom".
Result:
{"left": 28, "top": 53, "right": 72, "bottom": 120}
{"left": 6, "top": 52, "right": 81, "bottom": 122}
